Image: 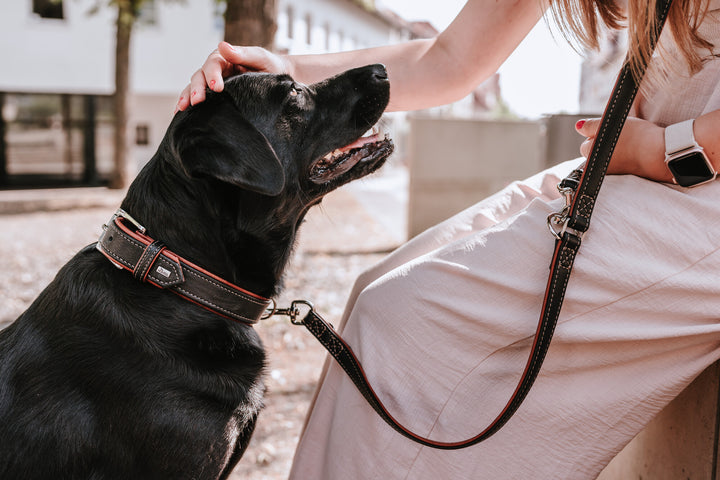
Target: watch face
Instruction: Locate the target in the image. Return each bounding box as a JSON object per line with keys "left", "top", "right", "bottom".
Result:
{"left": 667, "top": 151, "right": 716, "bottom": 187}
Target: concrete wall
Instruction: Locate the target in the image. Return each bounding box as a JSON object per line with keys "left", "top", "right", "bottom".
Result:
{"left": 407, "top": 114, "right": 587, "bottom": 238}
{"left": 597, "top": 361, "right": 720, "bottom": 479}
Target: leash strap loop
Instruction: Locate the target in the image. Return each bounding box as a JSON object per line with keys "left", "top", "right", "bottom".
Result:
{"left": 133, "top": 240, "right": 167, "bottom": 282}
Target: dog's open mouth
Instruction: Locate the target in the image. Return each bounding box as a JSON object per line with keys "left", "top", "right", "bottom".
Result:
{"left": 309, "top": 125, "right": 394, "bottom": 184}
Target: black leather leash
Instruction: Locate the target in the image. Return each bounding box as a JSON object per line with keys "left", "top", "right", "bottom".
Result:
{"left": 274, "top": 0, "right": 673, "bottom": 449}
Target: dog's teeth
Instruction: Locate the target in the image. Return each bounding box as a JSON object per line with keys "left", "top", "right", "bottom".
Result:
{"left": 360, "top": 125, "right": 382, "bottom": 139}
{"left": 323, "top": 150, "right": 343, "bottom": 162}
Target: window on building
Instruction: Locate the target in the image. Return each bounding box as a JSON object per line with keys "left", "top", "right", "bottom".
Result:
{"left": 324, "top": 22, "right": 331, "bottom": 51}
{"left": 33, "top": 0, "right": 64, "bottom": 19}
{"left": 212, "top": 1, "right": 225, "bottom": 31}
{"left": 305, "top": 14, "right": 312, "bottom": 45}
{"left": 287, "top": 6, "right": 294, "bottom": 40}
{"left": 135, "top": 124, "right": 150, "bottom": 146}
{"left": 2, "top": 93, "right": 114, "bottom": 186}
{"left": 136, "top": 0, "right": 157, "bottom": 26}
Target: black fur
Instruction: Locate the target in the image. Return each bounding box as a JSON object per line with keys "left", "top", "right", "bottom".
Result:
{"left": 0, "top": 64, "right": 392, "bottom": 479}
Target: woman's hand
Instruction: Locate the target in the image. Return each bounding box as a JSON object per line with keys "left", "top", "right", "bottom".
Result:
{"left": 176, "top": 42, "right": 290, "bottom": 112}
{"left": 575, "top": 117, "right": 673, "bottom": 183}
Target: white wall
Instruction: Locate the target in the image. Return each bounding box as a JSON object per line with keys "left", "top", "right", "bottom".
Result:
{"left": 0, "top": 0, "right": 223, "bottom": 96}
{"left": 130, "top": 1, "right": 223, "bottom": 95}
{"left": 407, "top": 116, "right": 546, "bottom": 237}
{"left": 0, "top": 0, "right": 406, "bottom": 96}
{"left": 0, "top": 0, "right": 116, "bottom": 94}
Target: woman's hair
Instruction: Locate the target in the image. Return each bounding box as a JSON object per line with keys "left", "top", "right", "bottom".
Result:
{"left": 548, "top": 0, "right": 713, "bottom": 79}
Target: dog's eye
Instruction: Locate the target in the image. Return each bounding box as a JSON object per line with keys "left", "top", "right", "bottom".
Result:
{"left": 289, "top": 87, "right": 300, "bottom": 97}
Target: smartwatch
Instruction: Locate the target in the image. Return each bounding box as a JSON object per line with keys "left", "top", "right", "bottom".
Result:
{"left": 664, "top": 119, "right": 716, "bottom": 187}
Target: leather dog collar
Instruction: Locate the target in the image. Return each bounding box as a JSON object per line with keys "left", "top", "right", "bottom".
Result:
{"left": 96, "top": 209, "right": 271, "bottom": 325}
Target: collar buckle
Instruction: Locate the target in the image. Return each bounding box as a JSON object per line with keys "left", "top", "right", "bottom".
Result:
{"left": 112, "top": 208, "right": 146, "bottom": 235}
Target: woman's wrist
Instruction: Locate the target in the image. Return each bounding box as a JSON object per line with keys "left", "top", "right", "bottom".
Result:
{"left": 660, "top": 113, "right": 720, "bottom": 187}
{"left": 637, "top": 123, "right": 669, "bottom": 182}
{"left": 280, "top": 54, "right": 296, "bottom": 79}
{"left": 691, "top": 110, "right": 720, "bottom": 174}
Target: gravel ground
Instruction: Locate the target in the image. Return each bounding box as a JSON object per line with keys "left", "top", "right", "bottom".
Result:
{"left": 0, "top": 185, "right": 398, "bottom": 479}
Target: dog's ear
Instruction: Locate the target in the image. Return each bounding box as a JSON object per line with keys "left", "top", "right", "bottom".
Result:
{"left": 172, "top": 107, "right": 286, "bottom": 196}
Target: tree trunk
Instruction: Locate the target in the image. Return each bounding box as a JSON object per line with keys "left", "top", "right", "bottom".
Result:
{"left": 111, "top": 0, "right": 135, "bottom": 189}
{"left": 224, "top": 0, "right": 277, "bottom": 49}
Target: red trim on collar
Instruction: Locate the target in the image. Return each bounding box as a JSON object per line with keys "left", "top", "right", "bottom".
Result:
{"left": 96, "top": 211, "right": 271, "bottom": 325}
{"left": 113, "top": 218, "right": 267, "bottom": 302}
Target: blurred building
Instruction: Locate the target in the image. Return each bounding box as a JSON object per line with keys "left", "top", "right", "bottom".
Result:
{"left": 578, "top": 28, "right": 627, "bottom": 114}
{"left": 0, "top": 0, "right": 431, "bottom": 188}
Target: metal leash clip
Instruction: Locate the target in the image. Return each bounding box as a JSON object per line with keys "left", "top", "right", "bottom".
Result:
{"left": 262, "top": 299, "right": 315, "bottom": 325}
{"left": 547, "top": 168, "right": 584, "bottom": 241}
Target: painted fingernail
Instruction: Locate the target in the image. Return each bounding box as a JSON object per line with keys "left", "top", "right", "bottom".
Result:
{"left": 575, "top": 120, "right": 585, "bottom": 130}
{"left": 209, "top": 80, "right": 216, "bottom": 89}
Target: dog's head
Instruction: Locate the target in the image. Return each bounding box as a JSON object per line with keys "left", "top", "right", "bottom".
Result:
{"left": 129, "top": 64, "right": 393, "bottom": 294}
{"left": 168, "top": 64, "right": 393, "bottom": 204}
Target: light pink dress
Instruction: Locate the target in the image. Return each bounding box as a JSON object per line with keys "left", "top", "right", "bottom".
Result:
{"left": 289, "top": 4, "right": 720, "bottom": 479}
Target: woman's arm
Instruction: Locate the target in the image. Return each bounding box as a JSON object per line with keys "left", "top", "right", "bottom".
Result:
{"left": 178, "top": 0, "right": 544, "bottom": 112}
{"left": 576, "top": 109, "right": 720, "bottom": 184}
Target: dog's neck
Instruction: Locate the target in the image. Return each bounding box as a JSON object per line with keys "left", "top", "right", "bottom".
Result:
{"left": 119, "top": 155, "right": 297, "bottom": 299}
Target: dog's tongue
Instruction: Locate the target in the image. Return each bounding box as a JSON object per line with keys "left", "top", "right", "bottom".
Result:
{"left": 339, "top": 133, "right": 381, "bottom": 152}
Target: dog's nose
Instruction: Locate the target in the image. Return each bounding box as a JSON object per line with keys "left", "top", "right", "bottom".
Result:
{"left": 371, "top": 64, "right": 388, "bottom": 81}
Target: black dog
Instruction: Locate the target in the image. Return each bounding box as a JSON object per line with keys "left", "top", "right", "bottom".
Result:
{"left": 0, "top": 64, "right": 392, "bottom": 479}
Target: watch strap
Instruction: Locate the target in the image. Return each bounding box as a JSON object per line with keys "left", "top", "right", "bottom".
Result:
{"left": 665, "top": 119, "right": 698, "bottom": 155}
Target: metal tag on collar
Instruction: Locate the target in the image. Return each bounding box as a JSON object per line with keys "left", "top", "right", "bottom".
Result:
{"left": 113, "top": 208, "right": 146, "bottom": 235}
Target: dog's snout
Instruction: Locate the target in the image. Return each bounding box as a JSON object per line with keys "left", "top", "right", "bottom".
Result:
{"left": 370, "top": 64, "right": 388, "bottom": 81}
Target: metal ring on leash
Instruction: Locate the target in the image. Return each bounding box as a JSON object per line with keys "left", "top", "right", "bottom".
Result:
{"left": 260, "top": 298, "right": 277, "bottom": 320}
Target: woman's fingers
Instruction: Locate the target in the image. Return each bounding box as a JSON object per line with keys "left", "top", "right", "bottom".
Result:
{"left": 176, "top": 70, "right": 209, "bottom": 112}
{"left": 189, "top": 68, "right": 211, "bottom": 106}
{"left": 175, "top": 43, "right": 289, "bottom": 112}
{"left": 575, "top": 118, "right": 599, "bottom": 159}
{"left": 574, "top": 116, "right": 670, "bottom": 182}
{"left": 217, "top": 42, "right": 289, "bottom": 75}
{"left": 575, "top": 118, "right": 600, "bottom": 139}
{"left": 579, "top": 136, "right": 594, "bottom": 158}
{"left": 176, "top": 83, "right": 192, "bottom": 113}
{"left": 201, "top": 47, "right": 231, "bottom": 93}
